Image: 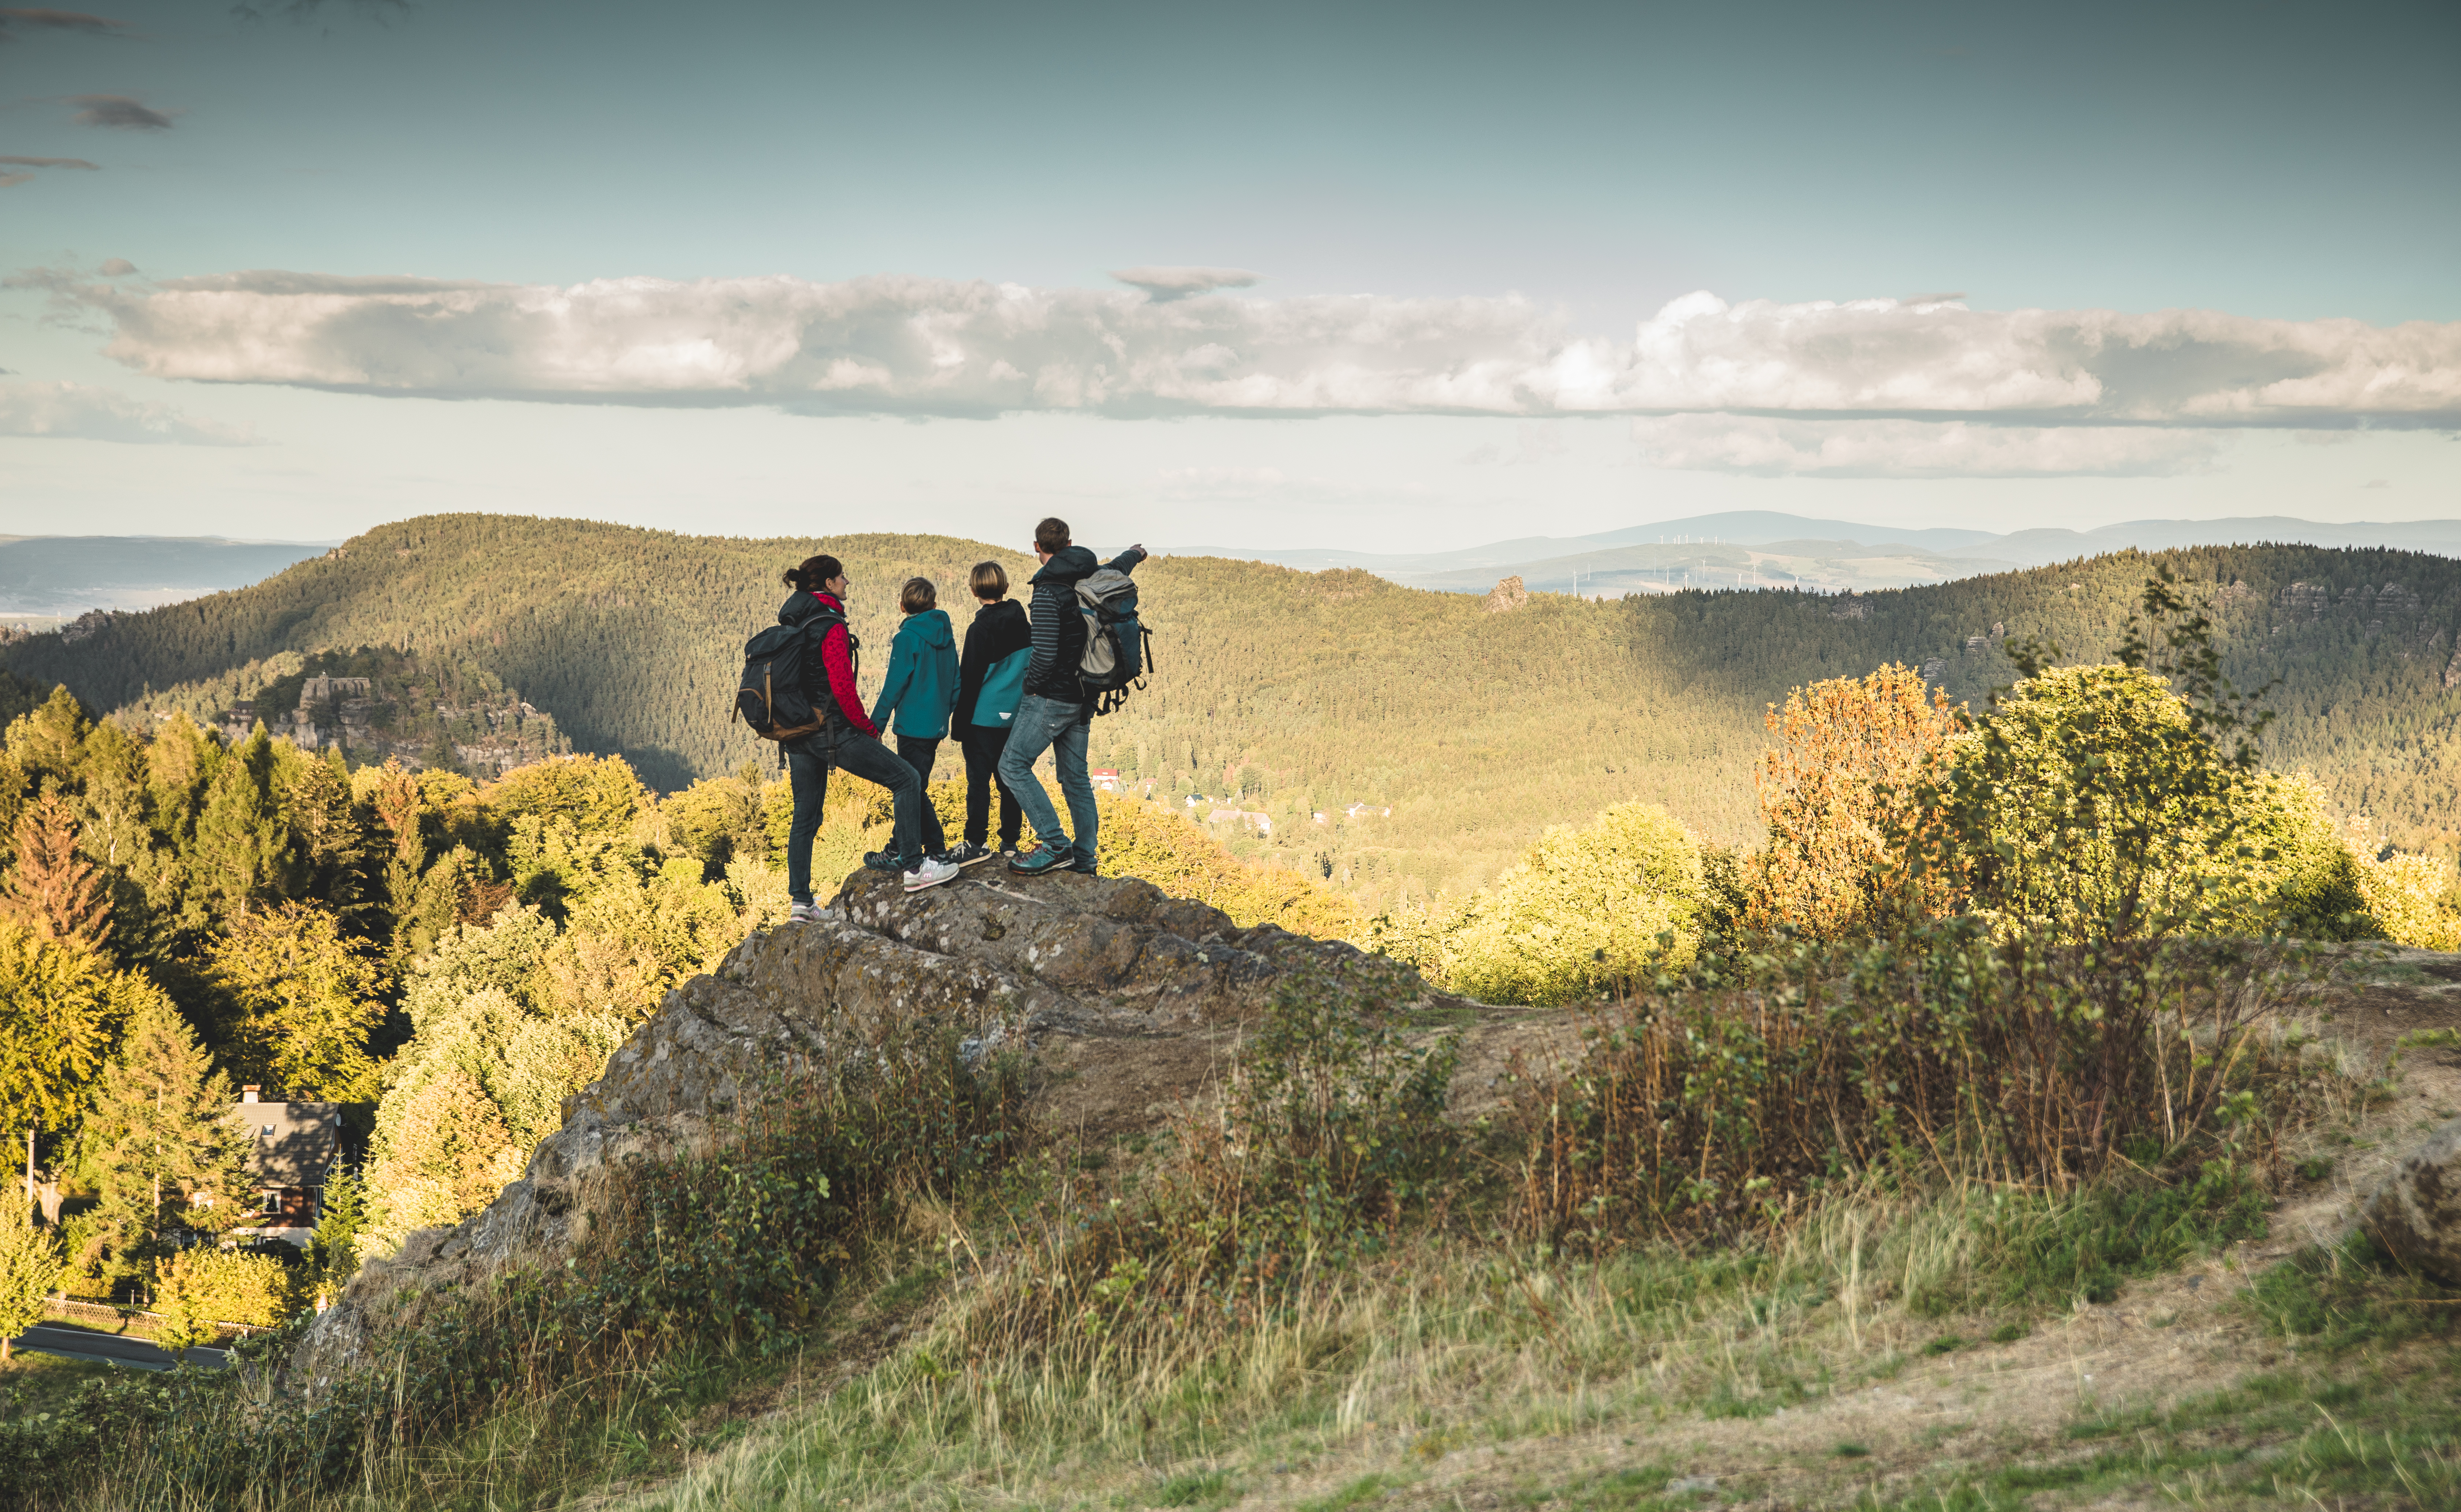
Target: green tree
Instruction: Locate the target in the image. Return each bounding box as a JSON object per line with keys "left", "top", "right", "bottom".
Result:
{"left": 307, "top": 1162, "right": 365, "bottom": 1296}
{"left": 3, "top": 685, "right": 89, "bottom": 794}
{"left": 276, "top": 744, "right": 379, "bottom": 938}
{"left": 208, "top": 902, "right": 385, "bottom": 1100}
{"left": 1945, "top": 665, "right": 2263, "bottom": 943}
{"left": 0, "top": 916, "right": 148, "bottom": 1143}
{"left": 75, "top": 1000, "right": 249, "bottom": 1285}
{"left": 186, "top": 725, "right": 298, "bottom": 927}
{"left": 364, "top": 1065, "right": 524, "bottom": 1258}
{"left": 0, "top": 1193, "right": 60, "bottom": 1363}
{"left": 142, "top": 712, "right": 219, "bottom": 854}
{"left": 484, "top": 754, "right": 647, "bottom": 837}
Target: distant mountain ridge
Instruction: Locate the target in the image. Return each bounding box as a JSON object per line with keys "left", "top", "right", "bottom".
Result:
{"left": 0, "top": 534, "right": 334, "bottom": 614}
{"left": 1174, "top": 513, "right": 2461, "bottom": 597}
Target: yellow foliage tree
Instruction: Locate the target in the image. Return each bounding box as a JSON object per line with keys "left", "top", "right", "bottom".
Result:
{"left": 1744, "top": 665, "right": 1963, "bottom": 939}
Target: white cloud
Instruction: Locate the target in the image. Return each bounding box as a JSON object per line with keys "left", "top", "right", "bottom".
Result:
{"left": 0, "top": 379, "right": 255, "bottom": 445}
{"left": 42, "top": 273, "right": 2461, "bottom": 437}
{"left": 1631, "top": 416, "right": 2225, "bottom": 478}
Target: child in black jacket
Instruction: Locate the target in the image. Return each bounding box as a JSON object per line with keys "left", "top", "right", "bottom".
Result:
{"left": 945, "top": 560, "right": 1032, "bottom": 866}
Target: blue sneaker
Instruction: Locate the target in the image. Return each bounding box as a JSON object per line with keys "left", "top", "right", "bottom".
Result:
{"left": 863, "top": 850, "right": 917, "bottom": 874}
{"left": 1067, "top": 849, "right": 1098, "bottom": 876}
{"left": 1008, "top": 842, "right": 1072, "bottom": 876}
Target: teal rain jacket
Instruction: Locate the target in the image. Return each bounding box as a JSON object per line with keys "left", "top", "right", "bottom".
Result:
{"left": 870, "top": 608, "right": 959, "bottom": 738}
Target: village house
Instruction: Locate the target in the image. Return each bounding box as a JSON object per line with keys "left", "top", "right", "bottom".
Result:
{"left": 1207, "top": 806, "right": 1273, "bottom": 836}
{"left": 220, "top": 1087, "right": 345, "bottom": 1248}
{"left": 1090, "top": 768, "right": 1123, "bottom": 793}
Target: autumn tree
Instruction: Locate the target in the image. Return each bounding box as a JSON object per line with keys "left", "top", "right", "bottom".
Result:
{"left": 1742, "top": 664, "right": 1965, "bottom": 940}
{"left": 1, "top": 793, "right": 114, "bottom": 949}
{"left": 208, "top": 902, "right": 385, "bottom": 1101}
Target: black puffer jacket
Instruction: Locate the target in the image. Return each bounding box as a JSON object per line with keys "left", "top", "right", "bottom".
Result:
{"left": 1022, "top": 545, "right": 1142, "bottom": 703}
{"left": 954, "top": 598, "right": 1031, "bottom": 728}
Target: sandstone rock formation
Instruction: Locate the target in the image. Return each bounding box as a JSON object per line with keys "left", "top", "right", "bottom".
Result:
{"left": 288, "top": 867, "right": 1566, "bottom": 1393}
{"left": 2361, "top": 1114, "right": 2461, "bottom": 1283}
{"left": 1483, "top": 576, "right": 1529, "bottom": 613}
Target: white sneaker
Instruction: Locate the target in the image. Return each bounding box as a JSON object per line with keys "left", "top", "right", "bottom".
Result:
{"left": 789, "top": 901, "right": 823, "bottom": 924}
{"left": 902, "top": 856, "right": 960, "bottom": 893}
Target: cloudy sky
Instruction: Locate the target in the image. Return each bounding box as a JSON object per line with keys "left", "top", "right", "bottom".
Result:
{"left": 1, "top": 0, "right": 2456, "bottom": 552}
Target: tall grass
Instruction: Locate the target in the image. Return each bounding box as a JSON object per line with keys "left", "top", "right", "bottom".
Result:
{"left": 29, "top": 933, "right": 2353, "bottom": 1511}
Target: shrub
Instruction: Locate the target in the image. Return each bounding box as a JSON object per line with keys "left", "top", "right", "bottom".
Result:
{"left": 0, "top": 1374, "right": 176, "bottom": 1504}
{"left": 1508, "top": 925, "right": 2324, "bottom": 1248}
{"left": 153, "top": 1246, "right": 298, "bottom": 1342}
{"left": 1373, "top": 802, "right": 1704, "bottom": 1005}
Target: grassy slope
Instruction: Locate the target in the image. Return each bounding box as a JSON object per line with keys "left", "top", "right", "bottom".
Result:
{"left": 8, "top": 516, "right": 2461, "bottom": 904}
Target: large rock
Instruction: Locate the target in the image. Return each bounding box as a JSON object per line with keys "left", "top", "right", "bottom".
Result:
{"left": 284, "top": 865, "right": 1449, "bottom": 1394}
{"left": 2362, "top": 1115, "right": 2461, "bottom": 1283}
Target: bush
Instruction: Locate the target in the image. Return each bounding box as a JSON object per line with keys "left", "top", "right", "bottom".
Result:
{"left": 1373, "top": 802, "right": 1704, "bottom": 1005}
{"left": 1508, "top": 925, "right": 2325, "bottom": 1248}
{"left": 153, "top": 1247, "right": 298, "bottom": 1345}
{"left": 0, "top": 1374, "right": 177, "bottom": 1505}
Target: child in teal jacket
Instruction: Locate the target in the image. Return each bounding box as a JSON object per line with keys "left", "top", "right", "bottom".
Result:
{"left": 871, "top": 577, "right": 961, "bottom": 857}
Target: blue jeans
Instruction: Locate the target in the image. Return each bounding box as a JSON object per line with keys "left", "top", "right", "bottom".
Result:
{"left": 996, "top": 694, "right": 1097, "bottom": 864}
{"left": 786, "top": 732, "right": 922, "bottom": 903}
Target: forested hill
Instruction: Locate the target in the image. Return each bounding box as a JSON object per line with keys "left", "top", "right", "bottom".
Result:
{"left": 6, "top": 513, "right": 2459, "bottom": 905}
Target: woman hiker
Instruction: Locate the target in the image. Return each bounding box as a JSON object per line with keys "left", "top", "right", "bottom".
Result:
{"left": 777, "top": 554, "right": 957, "bottom": 921}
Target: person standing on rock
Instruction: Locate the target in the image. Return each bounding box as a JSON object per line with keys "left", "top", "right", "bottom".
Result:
{"left": 998, "top": 518, "right": 1146, "bottom": 876}
{"left": 945, "top": 561, "right": 1032, "bottom": 868}
{"left": 868, "top": 576, "right": 960, "bottom": 865}
{"left": 777, "top": 555, "right": 957, "bottom": 921}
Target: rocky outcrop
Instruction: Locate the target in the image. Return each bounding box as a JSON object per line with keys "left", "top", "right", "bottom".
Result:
{"left": 1484, "top": 576, "right": 1530, "bottom": 613}
{"left": 2361, "top": 1115, "right": 2461, "bottom": 1284}
{"left": 288, "top": 865, "right": 1536, "bottom": 1394}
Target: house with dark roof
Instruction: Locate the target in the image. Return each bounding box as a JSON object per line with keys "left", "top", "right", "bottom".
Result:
{"left": 222, "top": 1087, "right": 344, "bottom": 1247}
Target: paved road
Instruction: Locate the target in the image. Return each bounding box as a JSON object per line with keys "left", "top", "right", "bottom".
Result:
{"left": 7, "top": 1322, "right": 228, "bottom": 1371}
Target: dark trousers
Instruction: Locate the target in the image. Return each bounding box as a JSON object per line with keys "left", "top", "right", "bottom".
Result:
{"left": 785, "top": 732, "right": 922, "bottom": 903}
{"left": 894, "top": 734, "right": 948, "bottom": 856}
{"left": 959, "top": 725, "right": 1022, "bottom": 849}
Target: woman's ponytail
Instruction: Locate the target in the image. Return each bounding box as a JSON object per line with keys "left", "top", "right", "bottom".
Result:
{"left": 782, "top": 554, "right": 844, "bottom": 592}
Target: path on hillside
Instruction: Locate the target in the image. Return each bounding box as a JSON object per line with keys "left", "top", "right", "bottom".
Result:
{"left": 8, "top": 1321, "right": 227, "bottom": 1372}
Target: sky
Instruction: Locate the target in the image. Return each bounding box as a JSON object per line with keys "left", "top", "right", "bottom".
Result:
{"left": 0, "top": 0, "right": 2456, "bottom": 553}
